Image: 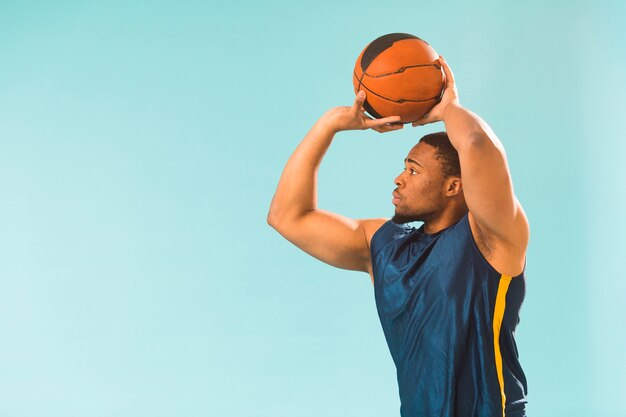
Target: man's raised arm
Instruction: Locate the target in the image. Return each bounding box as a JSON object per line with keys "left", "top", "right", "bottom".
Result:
{"left": 267, "top": 92, "right": 402, "bottom": 274}
{"left": 413, "top": 56, "right": 529, "bottom": 252}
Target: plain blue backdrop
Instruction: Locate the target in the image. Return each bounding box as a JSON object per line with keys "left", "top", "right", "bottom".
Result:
{"left": 1, "top": 1, "right": 624, "bottom": 416}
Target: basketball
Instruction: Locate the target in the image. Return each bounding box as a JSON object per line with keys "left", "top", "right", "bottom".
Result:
{"left": 353, "top": 33, "right": 445, "bottom": 124}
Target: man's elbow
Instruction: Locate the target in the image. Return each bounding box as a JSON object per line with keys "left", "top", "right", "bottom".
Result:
{"left": 267, "top": 204, "right": 280, "bottom": 228}
{"left": 267, "top": 205, "right": 290, "bottom": 230}
{"left": 267, "top": 205, "right": 310, "bottom": 231}
{"left": 267, "top": 210, "right": 279, "bottom": 228}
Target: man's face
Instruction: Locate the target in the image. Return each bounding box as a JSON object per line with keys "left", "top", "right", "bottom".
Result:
{"left": 391, "top": 142, "right": 448, "bottom": 224}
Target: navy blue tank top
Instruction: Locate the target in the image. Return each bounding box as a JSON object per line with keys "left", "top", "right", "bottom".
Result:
{"left": 371, "top": 212, "right": 527, "bottom": 417}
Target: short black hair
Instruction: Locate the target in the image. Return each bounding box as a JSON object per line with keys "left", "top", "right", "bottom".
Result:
{"left": 418, "top": 131, "right": 461, "bottom": 178}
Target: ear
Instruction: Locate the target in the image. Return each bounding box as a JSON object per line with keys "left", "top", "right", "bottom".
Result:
{"left": 445, "top": 177, "right": 463, "bottom": 196}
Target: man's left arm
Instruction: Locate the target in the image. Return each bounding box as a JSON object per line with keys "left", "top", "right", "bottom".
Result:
{"left": 444, "top": 102, "right": 529, "bottom": 249}
{"left": 414, "top": 56, "right": 529, "bottom": 250}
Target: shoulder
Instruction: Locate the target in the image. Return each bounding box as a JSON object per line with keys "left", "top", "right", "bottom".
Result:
{"left": 362, "top": 218, "right": 390, "bottom": 247}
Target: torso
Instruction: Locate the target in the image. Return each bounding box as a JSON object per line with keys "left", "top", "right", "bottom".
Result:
{"left": 368, "top": 215, "right": 529, "bottom": 416}
{"left": 366, "top": 212, "right": 526, "bottom": 283}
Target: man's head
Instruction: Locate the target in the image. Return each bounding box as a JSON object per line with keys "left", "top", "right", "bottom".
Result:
{"left": 391, "top": 131, "right": 466, "bottom": 224}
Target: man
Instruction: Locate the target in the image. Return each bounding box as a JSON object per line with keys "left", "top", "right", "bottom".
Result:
{"left": 267, "top": 56, "right": 529, "bottom": 417}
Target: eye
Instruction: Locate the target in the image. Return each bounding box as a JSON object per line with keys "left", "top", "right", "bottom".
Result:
{"left": 410, "top": 168, "right": 418, "bottom": 175}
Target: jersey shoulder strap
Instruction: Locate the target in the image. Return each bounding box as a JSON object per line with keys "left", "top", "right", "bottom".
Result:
{"left": 370, "top": 220, "right": 414, "bottom": 258}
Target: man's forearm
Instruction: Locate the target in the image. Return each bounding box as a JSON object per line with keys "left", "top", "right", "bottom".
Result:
{"left": 268, "top": 92, "right": 400, "bottom": 226}
{"left": 442, "top": 103, "right": 504, "bottom": 152}
{"left": 267, "top": 115, "right": 336, "bottom": 224}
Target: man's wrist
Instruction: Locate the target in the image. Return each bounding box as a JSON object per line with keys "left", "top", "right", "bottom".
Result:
{"left": 442, "top": 100, "right": 461, "bottom": 122}
{"left": 317, "top": 112, "right": 341, "bottom": 136}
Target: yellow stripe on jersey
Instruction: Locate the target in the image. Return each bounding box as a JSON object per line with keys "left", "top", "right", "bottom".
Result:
{"left": 493, "top": 274, "right": 512, "bottom": 417}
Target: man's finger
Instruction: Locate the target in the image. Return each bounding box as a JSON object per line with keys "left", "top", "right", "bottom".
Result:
{"left": 372, "top": 123, "right": 404, "bottom": 133}
{"left": 371, "top": 118, "right": 404, "bottom": 130}
{"left": 412, "top": 114, "right": 433, "bottom": 127}
{"left": 439, "top": 56, "right": 455, "bottom": 87}
{"left": 369, "top": 115, "right": 401, "bottom": 126}
{"left": 351, "top": 90, "right": 366, "bottom": 114}
{"left": 365, "top": 118, "right": 401, "bottom": 130}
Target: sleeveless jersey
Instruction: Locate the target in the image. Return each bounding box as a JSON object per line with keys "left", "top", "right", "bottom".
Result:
{"left": 370, "top": 212, "right": 528, "bottom": 417}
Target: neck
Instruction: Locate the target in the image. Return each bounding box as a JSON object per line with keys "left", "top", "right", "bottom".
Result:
{"left": 422, "top": 207, "right": 468, "bottom": 235}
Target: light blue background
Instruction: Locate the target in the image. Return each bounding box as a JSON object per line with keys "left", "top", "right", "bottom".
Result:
{"left": 1, "top": 1, "right": 624, "bottom": 416}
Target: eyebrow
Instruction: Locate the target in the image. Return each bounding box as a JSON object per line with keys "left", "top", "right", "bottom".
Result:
{"left": 404, "top": 157, "right": 423, "bottom": 167}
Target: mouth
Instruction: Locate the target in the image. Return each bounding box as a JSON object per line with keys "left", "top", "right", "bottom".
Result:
{"left": 392, "top": 191, "right": 401, "bottom": 205}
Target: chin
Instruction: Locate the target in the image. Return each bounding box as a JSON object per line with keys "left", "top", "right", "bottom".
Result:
{"left": 391, "top": 212, "right": 420, "bottom": 224}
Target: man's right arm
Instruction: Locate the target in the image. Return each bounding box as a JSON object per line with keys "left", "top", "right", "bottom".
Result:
{"left": 267, "top": 92, "right": 401, "bottom": 275}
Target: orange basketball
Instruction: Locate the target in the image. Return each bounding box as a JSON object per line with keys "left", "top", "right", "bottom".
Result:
{"left": 353, "top": 33, "right": 445, "bottom": 124}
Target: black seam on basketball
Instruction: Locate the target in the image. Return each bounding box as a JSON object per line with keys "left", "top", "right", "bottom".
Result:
{"left": 360, "top": 33, "right": 421, "bottom": 72}
{"left": 357, "top": 67, "right": 366, "bottom": 93}
{"left": 353, "top": 70, "right": 442, "bottom": 104}
{"left": 365, "top": 63, "right": 441, "bottom": 78}
{"left": 362, "top": 100, "right": 384, "bottom": 119}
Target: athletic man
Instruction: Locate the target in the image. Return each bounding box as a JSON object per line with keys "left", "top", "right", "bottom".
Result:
{"left": 267, "top": 56, "right": 529, "bottom": 417}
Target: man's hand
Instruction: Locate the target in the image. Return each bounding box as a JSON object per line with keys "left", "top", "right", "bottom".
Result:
{"left": 322, "top": 90, "right": 404, "bottom": 133}
{"left": 412, "top": 56, "right": 460, "bottom": 127}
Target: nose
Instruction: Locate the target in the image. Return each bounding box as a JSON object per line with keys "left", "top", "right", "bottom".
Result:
{"left": 394, "top": 171, "right": 405, "bottom": 187}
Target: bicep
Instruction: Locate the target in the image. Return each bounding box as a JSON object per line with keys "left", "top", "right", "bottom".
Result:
{"left": 269, "top": 209, "right": 387, "bottom": 272}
